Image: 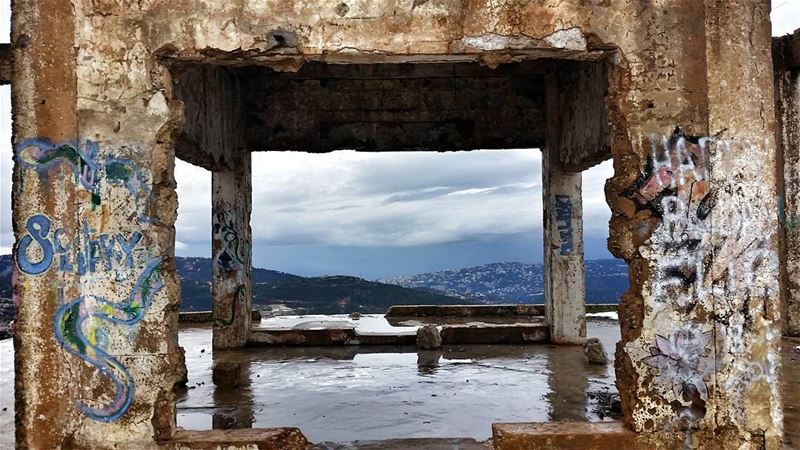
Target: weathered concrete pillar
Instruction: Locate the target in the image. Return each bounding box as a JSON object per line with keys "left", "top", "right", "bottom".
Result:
{"left": 212, "top": 156, "right": 252, "bottom": 350}
{"left": 607, "top": 3, "right": 783, "bottom": 447}
{"left": 775, "top": 29, "right": 800, "bottom": 337}
{"left": 11, "top": 0, "right": 183, "bottom": 447}
{"left": 542, "top": 76, "right": 587, "bottom": 345}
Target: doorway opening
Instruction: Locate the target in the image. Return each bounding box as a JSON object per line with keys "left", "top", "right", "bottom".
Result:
{"left": 168, "top": 57, "right": 621, "bottom": 443}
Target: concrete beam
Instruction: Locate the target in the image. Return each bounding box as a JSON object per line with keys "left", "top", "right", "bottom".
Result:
{"left": 211, "top": 155, "right": 253, "bottom": 350}
{"left": 548, "top": 60, "right": 612, "bottom": 172}
{"left": 240, "top": 61, "right": 547, "bottom": 152}
{"left": 542, "top": 75, "right": 586, "bottom": 345}
{"left": 173, "top": 65, "right": 244, "bottom": 171}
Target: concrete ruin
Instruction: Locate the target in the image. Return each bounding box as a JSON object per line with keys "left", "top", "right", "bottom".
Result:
{"left": 3, "top": 0, "right": 798, "bottom": 448}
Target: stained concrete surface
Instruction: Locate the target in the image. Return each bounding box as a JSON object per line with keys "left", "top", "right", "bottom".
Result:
{"left": 785, "top": 337, "right": 800, "bottom": 450}
{"left": 1, "top": 322, "right": 798, "bottom": 447}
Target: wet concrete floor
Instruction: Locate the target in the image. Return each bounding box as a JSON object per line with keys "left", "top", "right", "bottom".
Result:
{"left": 0, "top": 323, "right": 797, "bottom": 448}
{"left": 175, "top": 320, "right": 620, "bottom": 442}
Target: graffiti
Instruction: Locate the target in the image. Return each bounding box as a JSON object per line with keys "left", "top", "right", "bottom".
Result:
{"left": 216, "top": 284, "right": 246, "bottom": 327}
{"left": 629, "top": 129, "right": 781, "bottom": 427}
{"left": 554, "top": 195, "right": 573, "bottom": 255}
{"left": 53, "top": 257, "right": 163, "bottom": 422}
{"left": 213, "top": 210, "right": 249, "bottom": 272}
{"left": 16, "top": 139, "right": 152, "bottom": 222}
{"left": 642, "top": 325, "right": 715, "bottom": 401}
{"left": 17, "top": 138, "right": 100, "bottom": 193}
{"left": 15, "top": 138, "right": 162, "bottom": 422}
{"left": 15, "top": 214, "right": 142, "bottom": 276}
{"left": 634, "top": 131, "right": 710, "bottom": 212}
{"left": 635, "top": 132, "right": 779, "bottom": 309}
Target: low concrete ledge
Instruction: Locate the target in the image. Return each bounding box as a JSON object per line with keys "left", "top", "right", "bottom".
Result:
{"left": 442, "top": 324, "right": 549, "bottom": 345}
{"left": 386, "top": 304, "right": 546, "bottom": 318}
{"left": 386, "top": 304, "right": 618, "bottom": 318}
{"left": 248, "top": 322, "right": 549, "bottom": 347}
{"left": 180, "top": 310, "right": 261, "bottom": 323}
{"left": 585, "top": 303, "right": 618, "bottom": 314}
{"left": 492, "top": 422, "right": 682, "bottom": 450}
{"left": 247, "top": 327, "right": 417, "bottom": 346}
{"left": 171, "top": 428, "right": 308, "bottom": 449}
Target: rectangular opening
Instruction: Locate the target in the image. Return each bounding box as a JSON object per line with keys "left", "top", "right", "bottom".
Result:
{"left": 165, "top": 57, "right": 623, "bottom": 445}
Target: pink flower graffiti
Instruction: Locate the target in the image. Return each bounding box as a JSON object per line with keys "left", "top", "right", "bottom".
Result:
{"left": 642, "top": 326, "right": 715, "bottom": 401}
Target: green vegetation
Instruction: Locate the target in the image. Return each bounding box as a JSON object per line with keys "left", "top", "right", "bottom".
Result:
{"left": 251, "top": 275, "right": 469, "bottom": 314}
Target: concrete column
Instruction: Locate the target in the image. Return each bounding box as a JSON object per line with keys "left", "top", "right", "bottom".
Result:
{"left": 212, "top": 155, "right": 252, "bottom": 350}
{"left": 775, "top": 30, "right": 800, "bottom": 337}
{"left": 543, "top": 77, "right": 586, "bottom": 345}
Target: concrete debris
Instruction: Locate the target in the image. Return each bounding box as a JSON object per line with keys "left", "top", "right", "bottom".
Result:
{"left": 417, "top": 325, "right": 442, "bottom": 350}
{"left": 582, "top": 338, "right": 608, "bottom": 365}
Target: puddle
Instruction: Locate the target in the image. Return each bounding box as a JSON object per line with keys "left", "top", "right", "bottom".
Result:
{"left": 1, "top": 322, "right": 796, "bottom": 447}
{"left": 176, "top": 320, "right": 620, "bottom": 442}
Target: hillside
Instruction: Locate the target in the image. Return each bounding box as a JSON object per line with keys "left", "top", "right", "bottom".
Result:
{"left": 251, "top": 275, "right": 471, "bottom": 314}
{"left": 0, "top": 255, "right": 465, "bottom": 315}
{"left": 381, "top": 259, "right": 629, "bottom": 304}
{"left": 0, "top": 256, "right": 627, "bottom": 321}
{"left": 175, "top": 256, "right": 301, "bottom": 283}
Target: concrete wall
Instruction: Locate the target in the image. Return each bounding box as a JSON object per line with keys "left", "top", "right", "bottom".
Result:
{"left": 9, "top": 0, "right": 784, "bottom": 448}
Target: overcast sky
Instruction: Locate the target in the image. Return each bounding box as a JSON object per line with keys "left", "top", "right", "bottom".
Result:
{"left": 1, "top": 2, "right": 798, "bottom": 278}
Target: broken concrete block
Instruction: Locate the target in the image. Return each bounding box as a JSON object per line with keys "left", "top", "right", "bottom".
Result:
{"left": 416, "top": 325, "right": 442, "bottom": 349}
{"left": 583, "top": 338, "right": 608, "bottom": 365}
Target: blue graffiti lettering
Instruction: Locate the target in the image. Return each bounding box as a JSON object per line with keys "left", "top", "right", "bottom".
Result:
{"left": 554, "top": 195, "right": 573, "bottom": 256}
{"left": 15, "top": 214, "right": 143, "bottom": 276}
{"left": 16, "top": 214, "right": 54, "bottom": 275}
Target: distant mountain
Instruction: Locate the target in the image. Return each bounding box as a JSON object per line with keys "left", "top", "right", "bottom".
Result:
{"left": 0, "top": 256, "right": 626, "bottom": 324}
{"left": 381, "top": 259, "right": 629, "bottom": 304}
{"left": 251, "top": 275, "right": 471, "bottom": 315}
{"left": 0, "top": 255, "right": 464, "bottom": 315}
{"left": 176, "top": 256, "right": 302, "bottom": 312}
{"left": 175, "top": 256, "right": 301, "bottom": 284}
